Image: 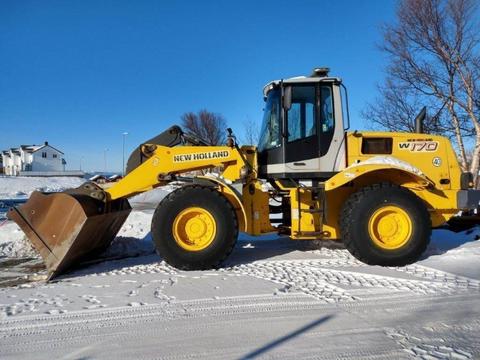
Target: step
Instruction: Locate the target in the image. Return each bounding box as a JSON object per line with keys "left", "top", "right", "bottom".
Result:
{"left": 300, "top": 208, "right": 324, "bottom": 214}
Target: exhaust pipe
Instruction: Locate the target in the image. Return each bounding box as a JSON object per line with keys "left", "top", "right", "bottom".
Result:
{"left": 414, "top": 106, "right": 426, "bottom": 133}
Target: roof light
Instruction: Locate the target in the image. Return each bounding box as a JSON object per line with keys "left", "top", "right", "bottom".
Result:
{"left": 311, "top": 67, "right": 330, "bottom": 77}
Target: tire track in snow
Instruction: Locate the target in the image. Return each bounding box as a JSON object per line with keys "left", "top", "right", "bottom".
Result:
{"left": 223, "top": 259, "right": 480, "bottom": 303}
{"left": 0, "top": 296, "right": 340, "bottom": 355}
{"left": 282, "top": 247, "right": 480, "bottom": 291}
{"left": 385, "top": 327, "right": 475, "bottom": 359}
{"left": 224, "top": 262, "right": 357, "bottom": 303}
{"left": 2, "top": 254, "right": 478, "bottom": 319}
{"left": 72, "top": 259, "right": 179, "bottom": 278}
{"left": 2, "top": 295, "right": 478, "bottom": 359}
{"left": 393, "top": 264, "right": 480, "bottom": 290}
{"left": 0, "top": 294, "right": 320, "bottom": 336}
{"left": 2, "top": 293, "right": 478, "bottom": 336}
{"left": 2, "top": 289, "right": 479, "bottom": 358}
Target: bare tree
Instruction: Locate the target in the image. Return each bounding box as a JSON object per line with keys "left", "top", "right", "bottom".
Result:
{"left": 364, "top": 0, "right": 480, "bottom": 179}
{"left": 181, "top": 110, "right": 227, "bottom": 146}
{"left": 241, "top": 116, "right": 260, "bottom": 145}
{"left": 362, "top": 78, "right": 448, "bottom": 134}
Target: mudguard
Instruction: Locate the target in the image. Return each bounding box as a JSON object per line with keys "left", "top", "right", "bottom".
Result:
{"left": 325, "top": 156, "right": 435, "bottom": 191}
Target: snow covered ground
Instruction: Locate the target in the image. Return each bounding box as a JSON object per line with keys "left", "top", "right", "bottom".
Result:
{"left": 0, "top": 176, "right": 86, "bottom": 220}
{"left": 0, "top": 177, "right": 479, "bottom": 359}
{"left": 0, "top": 175, "right": 85, "bottom": 198}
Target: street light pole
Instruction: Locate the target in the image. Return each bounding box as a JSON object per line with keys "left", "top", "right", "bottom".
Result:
{"left": 104, "top": 148, "right": 109, "bottom": 173}
{"left": 122, "top": 132, "right": 128, "bottom": 176}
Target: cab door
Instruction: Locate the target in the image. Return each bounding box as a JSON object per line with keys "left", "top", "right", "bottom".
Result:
{"left": 284, "top": 84, "right": 320, "bottom": 173}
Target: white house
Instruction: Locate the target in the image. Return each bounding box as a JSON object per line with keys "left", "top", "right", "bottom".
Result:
{"left": 1, "top": 151, "right": 10, "bottom": 175}
{"left": 2, "top": 148, "right": 22, "bottom": 176}
{"left": 1, "top": 142, "right": 66, "bottom": 176}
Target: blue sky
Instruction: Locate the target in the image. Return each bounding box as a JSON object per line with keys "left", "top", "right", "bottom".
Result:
{"left": 0, "top": 0, "right": 396, "bottom": 172}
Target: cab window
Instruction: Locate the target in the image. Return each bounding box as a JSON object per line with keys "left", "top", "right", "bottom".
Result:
{"left": 320, "top": 86, "right": 334, "bottom": 133}
{"left": 258, "top": 88, "right": 281, "bottom": 151}
{"left": 287, "top": 86, "right": 316, "bottom": 142}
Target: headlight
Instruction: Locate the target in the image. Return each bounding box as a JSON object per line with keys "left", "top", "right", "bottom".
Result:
{"left": 240, "top": 166, "right": 249, "bottom": 178}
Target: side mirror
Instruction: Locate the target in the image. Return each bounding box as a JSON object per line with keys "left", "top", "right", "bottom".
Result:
{"left": 283, "top": 86, "right": 292, "bottom": 110}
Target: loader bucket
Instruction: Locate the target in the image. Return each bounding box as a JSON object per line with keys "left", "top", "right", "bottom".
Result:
{"left": 7, "top": 191, "right": 131, "bottom": 279}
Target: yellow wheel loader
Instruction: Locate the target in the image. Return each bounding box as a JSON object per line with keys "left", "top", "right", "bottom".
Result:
{"left": 8, "top": 68, "right": 480, "bottom": 279}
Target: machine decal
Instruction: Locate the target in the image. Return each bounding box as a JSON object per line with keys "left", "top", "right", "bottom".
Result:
{"left": 173, "top": 150, "right": 230, "bottom": 163}
{"left": 398, "top": 141, "right": 438, "bottom": 152}
{"left": 432, "top": 157, "right": 442, "bottom": 167}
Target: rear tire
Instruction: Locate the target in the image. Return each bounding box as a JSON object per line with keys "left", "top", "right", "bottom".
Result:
{"left": 340, "top": 183, "right": 431, "bottom": 266}
{"left": 151, "top": 186, "right": 238, "bottom": 270}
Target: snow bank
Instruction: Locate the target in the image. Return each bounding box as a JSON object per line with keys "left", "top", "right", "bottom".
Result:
{"left": 427, "top": 227, "right": 480, "bottom": 255}
{"left": 105, "top": 211, "right": 155, "bottom": 257}
{"left": 422, "top": 227, "right": 480, "bottom": 278}
{"left": 128, "top": 185, "right": 177, "bottom": 210}
{"left": 0, "top": 221, "right": 38, "bottom": 258}
{"left": 0, "top": 210, "right": 156, "bottom": 259}
{"left": 0, "top": 176, "right": 85, "bottom": 198}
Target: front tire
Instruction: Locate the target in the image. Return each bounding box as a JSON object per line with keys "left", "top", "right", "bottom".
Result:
{"left": 151, "top": 186, "right": 238, "bottom": 270}
{"left": 340, "top": 183, "right": 431, "bottom": 266}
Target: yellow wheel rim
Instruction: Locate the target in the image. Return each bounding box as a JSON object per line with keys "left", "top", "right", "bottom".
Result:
{"left": 368, "top": 205, "right": 412, "bottom": 250}
{"left": 172, "top": 207, "right": 216, "bottom": 251}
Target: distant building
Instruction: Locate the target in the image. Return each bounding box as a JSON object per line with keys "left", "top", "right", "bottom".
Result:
{"left": 1, "top": 142, "right": 66, "bottom": 176}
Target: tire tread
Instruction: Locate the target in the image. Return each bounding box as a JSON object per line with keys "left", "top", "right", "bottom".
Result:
{"left": 340, "top": 182, "right": 431, "bottom": 266}
{"left": 151, "top": 185, "right": 238, "bottom": 270}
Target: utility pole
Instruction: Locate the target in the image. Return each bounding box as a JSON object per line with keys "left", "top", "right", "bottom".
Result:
{"left": 122, "top": 132, "right": 128, "bottom": 176}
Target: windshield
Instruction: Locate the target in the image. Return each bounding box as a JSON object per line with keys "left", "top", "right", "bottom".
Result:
{"left": 258, "top": 88, "right": 281, "bottom": 151}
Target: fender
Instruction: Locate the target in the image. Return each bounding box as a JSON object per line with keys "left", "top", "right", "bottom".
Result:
{"left": 195, "top": 175, "right": 247, "bottom": 232}
{"left": 325, "top": 156, "right": 435, "bottom": 191}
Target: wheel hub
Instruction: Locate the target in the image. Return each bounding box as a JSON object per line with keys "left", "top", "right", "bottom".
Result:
{"left": 368, "top": 205, "right": 412, "bottom": 250}
{"left": 173, "top": 207, "right": 216, "bottom": 251}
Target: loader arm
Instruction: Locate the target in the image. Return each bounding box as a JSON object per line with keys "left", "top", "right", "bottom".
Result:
{"left": 106, "top": 145, "right": 246, "bottom": 200}
{"left": 7, "top": 143, "right": 246, "bottom": 279}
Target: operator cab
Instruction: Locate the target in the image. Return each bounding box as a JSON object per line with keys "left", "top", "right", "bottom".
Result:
{"left": 257, "top": 68, "right": 349, "bottom": 180}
